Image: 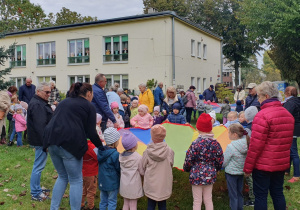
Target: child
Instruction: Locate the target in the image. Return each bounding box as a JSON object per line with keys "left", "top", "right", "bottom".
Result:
{"left": 235, "top": 100, "right": 243, "bottom": 113}
{"left": 224, "top": 111, "right": 239, "bottom": 128}
{"left": 223, "top": 124, "right": 249, "bottom": 210}
{"left": 166, "top": 103, "right": 186, "bottom": 124}
{"left": 98, "top": 127, "right": 121, "bottom": 210}
{"left": 196, "top": 94, "right": 205, "bottom": 117}
{"left": 205, "top": 100, "right": 213, "bottom": 113}
{"left": 96, "top": 113, "right": 104, "bottom": 142}
{"left": 9, "top": 104, "right": 26, "bottom": 147}
{"left": 7, "top": 95, "right": 18, "bottom": 145}
{"left": 119, "top": 132, "right": 144, "bottom": 210}
{"left": 183, "top": 113, "right": 224, "bottom": 210}
{"left": 130, "top": 100, "right": 139, "bottom": 120}
{"left": 238, "top": 111, "right": 247, "bottom": 128}
{"left": 126, "top": 96, "right": 131, "bottom": 105}
{"left": 220, "top": 99, "right": 231, "bottom": 124}
{"left": 120, "top": 94, "right": 131, "bottom": 128}
{"left": 107, "top": 102, "right": 125, "bottom": 128}
{"left": 208, "top": 111, "right": 220, "bottom": 127}
{"left": 139, "top": 125, "right": 174, "bottom": 210}
{"left": 81, "top": 140, "right": 98, "bottom": 210}
{"left": 130, "top": 105, "right": 153, "bottom": 129}
{"left": 153, "top": 106, "right": 167, "bottom": 126}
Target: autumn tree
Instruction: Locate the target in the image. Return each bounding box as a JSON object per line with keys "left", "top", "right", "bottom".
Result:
{"left": 0, "top": 44, "right": 15, "bottom": 89}
{"left": 241, "top": 56, "right": 264, "bottom": 86}
{"left": 143, "top": 0, "right": 189, "bottom": 17}
{"left": 262, "top": 51, "right": 281, "bottom": 82}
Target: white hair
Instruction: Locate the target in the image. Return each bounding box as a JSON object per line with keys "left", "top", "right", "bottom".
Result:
{"left": 117, "top": 88, "right": 124, "bottom": 93}
{"left": 138, "top": 83, "right": 146, "bottom": 88}
{"left": 49, "top": 80, "right": 56, "bottom": 85}
{"left": 256, "top": 81, "right": 279, "bottom": 98}
{"left": 36, "top": 82, "right": 51, "bottom": 92}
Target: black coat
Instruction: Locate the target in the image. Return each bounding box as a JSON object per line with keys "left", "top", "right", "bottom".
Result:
{"left": 27, "top": 95, "right": 53, "bottom": 146}
{"left": 283, "top": 97, "right": 300, "bottom": 137}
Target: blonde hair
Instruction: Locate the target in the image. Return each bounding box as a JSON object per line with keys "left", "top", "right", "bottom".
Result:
{"left": 228, "top": 111, "right": 238, "bottom": 118}
{"left": 238, "top": 111, "right": 245, "bottom": 117}
{"left": 167, "top": 86, "right": 176, "bottom": 93}
{"left": 120, "top": 94, "right": 127, "bottom": 101}
{"left": 228, "top": 123, "right": 250, "bottom": 146}
{"left": 256, "top": 81, "right": 279, "bottom": 98}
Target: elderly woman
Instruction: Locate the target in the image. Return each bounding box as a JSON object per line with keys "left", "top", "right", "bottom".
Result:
{"left": 234, "top": 85, "right": 246, "bottom": 104}
{"left": 138, "top": 83, "right": 154, "bottom": 113}
{"left": 48, "top": 80, "right": 61, "bottom": 106}
{"left": 283, "top": 86, "right": 300, "bottom": 183}
{"left": 162, "top": 86, "right": 185, "bottom": 116}
{"left": 0, "top": 91, "right": 11, "bottom": 144}
{"left": 185, "top": 86, "right": 197, "bottom": 123}
{"left": 243, "top": 81, "right": 294, "bottom": 210}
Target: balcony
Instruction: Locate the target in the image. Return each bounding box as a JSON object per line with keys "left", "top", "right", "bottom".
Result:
{"left": 68, "top": 56, "right": 90, "bottom": 64}
{"left": 10, "top": 60, "right": 26, "bottom": 67}
{"left": 103, "top": 53, "right": 128, "bottom": 62}
{"left": 37, "top": 58, "right": 56, "bottom": 66}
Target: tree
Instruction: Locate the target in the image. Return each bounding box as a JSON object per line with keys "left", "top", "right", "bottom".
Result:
{"left": 241, "top": 56, "right": 264, "bottom": 86}
{"left": 143, "top": 0, "right": 189, "bottom": 17}
{"left": 0, "top": 44, "right": 15, "bottom": 89}
{"left": 261, "top": 51, "right": 281, "bottom": 82}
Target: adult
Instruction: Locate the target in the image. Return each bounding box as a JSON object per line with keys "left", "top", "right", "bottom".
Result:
{"left": 243, "top": 81, "right": 294, "bottom": 210}
{"left": 185, "top": 86, "right": 197, "bottom": 123}
{"left": 43, "top": 82, "right": 104, "bottom": 209}
{"left": 48, "top": 80, "right": 61, "bottom": 106}
{"left": 283, "top": 86, "right": 300, "bottom": 183}
{"left": 138, "top": 83, "right": 154, "bottom": 113}
{"left": 234, "top": 85, "right": 246, "bottom": 104}
{"left": 154, "top": 82, "right": 164, "bottom": 107}
{"left": 7, "top": 86, "right": 18, "bottom": 97}
{"left": 106, "top": 86, "right": 125, "bottom": 117}
{"left": 27, "top": 82, "right": 53, "bottom": 201}
{"left": 0, "top": 91, "right": 11, "bottom": 144}
{"left": 203, "top": 85, "right": 216, "bottom": 102}
{"left": 162, "top": 86, "right": 185, "bottom": 116}
{"left": 244, "top": 83, "right": 260, "bottom": 110}
{"left": 19, "top": 78, "right": 36, "bottom": 104}
{"left": 92, "top": 73, "right": 119, "bottom": 132}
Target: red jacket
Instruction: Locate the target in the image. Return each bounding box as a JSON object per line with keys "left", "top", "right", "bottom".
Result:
{"left": 243, "top": 100, "right": 294, "bottom": 173}
{"left": 82, "top": 141, "right": 98, "bottom": 177}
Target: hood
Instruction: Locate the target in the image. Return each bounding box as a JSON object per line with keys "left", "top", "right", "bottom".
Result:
{"left": 119, "top": 152, "right": 138, "bottom": 168}
{"left": 288, "top": 96, "right": 300, "bottom": 106}
{"left": 231, "top": 137, "right": 248, "bottom": 154}
{"left": 97, "top": 146, "right": 116, "bottom": 164}
{"left": 147, "top": 142, "right": 169, "bottom": 162}
{"left": 236, "top": 100, "right": 242, "bottom": 105}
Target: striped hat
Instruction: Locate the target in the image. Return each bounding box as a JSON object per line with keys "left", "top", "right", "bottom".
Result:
{"left": 104, "top": 127, "right": 120, "bottom": 145}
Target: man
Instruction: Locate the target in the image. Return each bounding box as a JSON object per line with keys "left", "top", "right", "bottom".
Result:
{"left": 19, "top": 78, "right": 36, "bottom": 104}
{"left": 27, "top": 82, "right": 53, "bottom": 201}
{"left": 154, "top": 82, "right": 164, "bottom": 107}
{"left": 92, "top": 73, "right": 119, "bottom": 131}
{"left": 244, "top": 83, "right": 260, "bottom": 110}
{"left": 203, "top": 85, "right": 216, "bottom": 102}
{"left": 48, "top": 80, "right": 61, "bottom": 106}
{"left": 138, "top": 83, "right": 154, "bottom": 113}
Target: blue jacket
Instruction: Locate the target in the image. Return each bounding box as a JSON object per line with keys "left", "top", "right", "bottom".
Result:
{"left": 92, "top": 83, "right": 116, "bottom": 123}
{"left": 106, "top": 91, "right": 124, "bottom": 112}
{"left": 154, "top": 87, "right": 164, "bottom": 106}
{"left": 167, "top": 112, "right": 186, "bottom": 124}
{"left": 224, "top": 119, "right": 239, "bottom": 128}
{"left": 98, "top": 146, "right": 120, "bottom": 191}
{"left": 244, "top": 94, "right": 260, "bottom": 110}
{"left": 162, "top": 97, "right": 185, "bottom": 115}
{"left": 203, "top": 89, "right": 216, "bottom": 102}
{"left": 19, "top": 84, "right": 36, "bottom": 104}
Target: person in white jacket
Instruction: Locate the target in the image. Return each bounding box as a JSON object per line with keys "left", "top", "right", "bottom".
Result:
{"left": 234, "top": 85, "right": 246, "bottom": 104}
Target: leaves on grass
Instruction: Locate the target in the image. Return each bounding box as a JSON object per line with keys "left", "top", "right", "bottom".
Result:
{"left": 21, "top": 183, "right": 25, "bottom": 187}
{"left": 0, "top": 174, "right": 2, "bottom": 177}
{"left": 14, "top": 164, "right": 21, "bottom": 169}
{"left": 52, "top": 175, "right": 58, "bottom": 179}
{"left": 3, "top": 189, "right": 12, "bottom": 192}
{"left": 24, "top": 158, "right": 31, "bottom": 162}
{"left": 12, "top": 195, "right": 18, "bottom": 200}
{"left": 19, "top": 202, "right": 23, "bottom": 205}
{"left": 174, "top": 205, "right": 180, "bottom": 210}
{"left": 62, "top": 194, "right": 69, "bottom": 198}
{"left": 19, "top": 190, "right": 27, "bottom": 196}
{"left": 5, "top": 168, "right": 9, "bottom": 171}
{"left": 6, "top": 194, "right": 12, "bottom": 197}
{"left": 0, "top": 183, "right": 3, "bottom": 187}
{"left": 0, "top": 202, "right": 4, "bottom": 205}
{"left": 32, "top": 203, "right": 36, "bottom": 208}
{"left": 285, "top": 185, "right": 291, "bottom": 190}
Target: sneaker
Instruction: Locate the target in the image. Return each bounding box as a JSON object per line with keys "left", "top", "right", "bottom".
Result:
{"left": 41, "top": 187, "right": 51, "bottom": 193}
{"left": 31, "top": 192, "right": 51, "bottom": 201}
{"left": 288, "top": 177, "right": 299, "bottom": 183}
{"left": 7, "top": 141, "right": 14, "bottom": 146}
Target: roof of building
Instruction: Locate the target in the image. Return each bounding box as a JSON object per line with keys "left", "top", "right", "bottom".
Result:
{"left": 4, "top": 11, "right": 222, "bottom": 40}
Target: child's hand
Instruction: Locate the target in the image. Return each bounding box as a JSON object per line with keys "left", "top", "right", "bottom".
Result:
{"left": 185, "top": 122, "right": 189, "bottom": 125}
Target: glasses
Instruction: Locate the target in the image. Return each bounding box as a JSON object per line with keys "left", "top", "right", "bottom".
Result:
{"left": 42, "top": 90, "right": 51, "bottom": 94}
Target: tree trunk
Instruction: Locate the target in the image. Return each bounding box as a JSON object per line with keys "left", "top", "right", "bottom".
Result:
{"left": 234, "top": 60, "right": 239, "bottom": 87}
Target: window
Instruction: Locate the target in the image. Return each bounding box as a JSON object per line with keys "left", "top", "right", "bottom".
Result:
{"left": 197, "top": 42, "right": 201, "bottom": 58}
{"left": 37, "top": 76, "right": 56, "bottom": 84}
{"left": 68, "top": 39, "right": 90, "bottom": 64}
{"left": 11, "top": 45, "right": 26, "bottom": 67}
{"left": 105, "top": 74, "right": 128, "bottom": 89}
{"left": 203, "top": 44, "right": 207, "bottom": 59}
{"left": 69, "top": 75, "right": 90, "bottom": 86}
{"left": 197, "top": 77, "right": 201, "bottom": 93}
{"left": 10, "top": 77, "right": 26, "bottom": 88}
{"left": 103, "top": 35, "right": 128, "bottom": 62}
{"left": 191, "top": 77, "right": 195, "bottom": 86}
{"left": 37, "top": 42, "right": 56, "bottom": 66}
{"left": 191, "top": 40, "right": 195, "bottom": 56}
{"left": 203, "top": 78, "right": 207, "bottom": 92}
{"left": 223, "top": 72, "right": 230, "bottom": 77}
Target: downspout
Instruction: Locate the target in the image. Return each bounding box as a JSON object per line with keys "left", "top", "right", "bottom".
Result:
{"left": 172, "top": 16, "right": 175, "bottom": 87}
{"left": 220, "top": 40, "right": 223, "bottom": 84}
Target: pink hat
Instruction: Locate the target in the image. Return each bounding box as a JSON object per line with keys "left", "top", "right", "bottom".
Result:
{"left": 151, "top": 124, "right": 166, "bottom": 143}
{"left": 96, "top": 113, "right": 102, "bottom": 123}
{"left": 110, "top": 102, "right": 119, "bottom": 110}
{"left": 154, "top": 106, "right": 160, "bottom": 112}
{"left": 207, "top": 100, "right": 211, "bottom": 105}
{"left": 138, "top": 104, "right": 148, "bottom": 113}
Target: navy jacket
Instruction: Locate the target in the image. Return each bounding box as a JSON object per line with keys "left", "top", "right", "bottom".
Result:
{"left": 284, "top": 96, "right": 300, "bottom": 137}
{"left": 154, "top": 87, "right": 164, "bottom": 106}
{"left": 162, "top": 97, "right": 185, "bottom": 115}
{"left": 19, "top": 84, "right": 36, "bottom": 104}
{"left": 203, "top": 89, "right": 216, "bottom": 101}
{"left": 244, "top": 94, "right": 260, "bottom": 110}
{"left": 167, "top": 112, "right": 186, "bottom": 124}
{"left": 98, "top": 147, "right": 120, "bottom": 191}
{"left": 92, "top": 83, "right": 116, "bottom": 123}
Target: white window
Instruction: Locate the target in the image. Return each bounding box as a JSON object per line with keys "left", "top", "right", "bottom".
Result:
{"left": 104, "top": 35, "right": 128, "bottom": 62}
{"left": 197, "top": 42, "right": 201, "bottom": 58}
{"left": 37, "top": 76, "right": 56, "bottom": 84}
{"left": 69, "top": 75, "right": 90, "bottom": 86}
{"left": 203, "top": 78, "right": 207, "bottom": 92}
{"left": 191, "top": 40, "right": 195, "bottom": 56}
{"left": 11, "top": 45, "right": 26, "bottom": 67}
{"left": 68, "top": 38, "right": 90, "bottom": 64}
{"left": 105, "top": 74, "right": 129, "bottom": 89}
{"left": 197, "top": 77, "right": 201, "bottom": 93}
{"left": 191, "top": 77, "right": 195, "bottom": 86}
{"left": 37, "top": 42, "right": 56, "bottom": 66}
{"left": 10, "top": 77, "right": 26, "bottom": 88}
{"left": 203, "top": 44, "right": 207, "bottom": 59}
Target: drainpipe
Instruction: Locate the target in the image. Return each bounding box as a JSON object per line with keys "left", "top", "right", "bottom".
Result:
{"left": 172, "top": 17, "right": 175, "bottom": 87}
{"left": 220, "top": 40, "right": 223, "bottom": 84}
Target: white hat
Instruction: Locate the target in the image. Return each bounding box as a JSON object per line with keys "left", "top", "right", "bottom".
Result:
{"left": 208, "top": 111, "right": 216, "bottom": 120}
{"left": 246, "top": 83, "right": 257, "bottom": 89}
{"left": 104, "top": 127, "right": 120, "bottom": 145}
{"left": 245, "top": 106, "right": 258, "bottom": 122}
{"left": 96, "top": 113, "right": 102, "bottom": 123}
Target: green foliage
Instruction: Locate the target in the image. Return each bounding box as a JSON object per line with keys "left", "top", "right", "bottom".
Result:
{"left": 215, "top": 83, "right": 234, "bottom": 104}
{"left": 146, "top": 78, "right": 157, "bottom": 90}
{"left": 262, "top": 51, "right": 281, "bottom": 82}
{"left": 143, "top": 0, "right": 189, "bottom": 17}
{"left": 241, "top": 55, "right": 264, "bottom": 87}
{"left": 0, "top": 43, "right": 15, "bottom": 89}
{"left": 59, "top": 91, "right": 66, "bottom": 101}
{"left": 216, "top": 113, "right": 223, "bottom": 124}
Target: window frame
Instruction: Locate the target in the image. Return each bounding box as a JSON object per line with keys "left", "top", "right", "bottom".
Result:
{"left": 191, "top": 39, "right": 195, "bottom": 57}
{"left": 37, "top": 76, "right": 56, "bottom": 84}
{"left": 203, "top": 44, "right": 207, "bottom": 60}
{"left": 197, "top": 77, "right": 201, "bottom": 93}
{"left": 69, "top": 75, "right": 90, "bottom": 86}
{"left": 10, "top": 77, "right": 26, "bottom": 88}
{"left": 197, "top": 42, "right": 201, "bottom": 58}
{"left": 11, "top": 45, "right": 26, "bottom": 67}
{"left": 67, "top": 38, "right": 90, "bottom": 65}
{"left": 103, "top": 35, "right": 128, "bottom": 63}
{"left": 105, "top": 74, "right": 129, "bottom": 89}
{"left": 37, "top": 41, "right": 56, "bottom": 66}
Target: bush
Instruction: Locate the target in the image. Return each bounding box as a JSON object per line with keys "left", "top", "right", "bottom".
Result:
{"left": 59, "top": 91, "right": 66, "bottom": 101}
{"left": 215, "top": 84, "right": 234, "bottom": 104}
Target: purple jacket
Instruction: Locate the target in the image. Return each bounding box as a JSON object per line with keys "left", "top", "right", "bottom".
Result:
{"left": 153, "top": 114, "right": 167, "bottom": 126}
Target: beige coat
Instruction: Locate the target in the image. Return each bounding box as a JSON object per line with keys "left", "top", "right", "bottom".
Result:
{"left": 234, "top": 90, "right": 246, "bottom": 102}
{"left": 119, "top": 151, "right": 144, "bottom": 199}
{"left": 139, "top": 142, "right": 174, "bottom": 201}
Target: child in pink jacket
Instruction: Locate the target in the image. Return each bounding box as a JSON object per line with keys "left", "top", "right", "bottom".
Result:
{"left": 130, "top": 105, "right": 153, "bottom": 129}
{"left": 107, "top": 102, "right": 125, "bottom": 129}
{"left": 10, "top": 104, "right": 26, "bottom": 147}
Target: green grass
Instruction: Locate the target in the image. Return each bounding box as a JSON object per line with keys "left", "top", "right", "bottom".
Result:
{"left": 1, "top": 119, "right": 300, "bottom": 209}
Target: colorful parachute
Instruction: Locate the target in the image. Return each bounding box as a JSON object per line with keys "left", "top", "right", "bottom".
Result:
{"left": 117, "top": 122, "right": 231, "bottom": 170}
{"left": 208, "top": 102, "right": 244, "bottom": 113}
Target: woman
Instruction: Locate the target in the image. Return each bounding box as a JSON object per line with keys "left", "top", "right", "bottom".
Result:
{"left": 185, "top": 86, "right": 197, "bottom": 123}
{"left": 48, "top": 81, "right": 61, "bottom": 106}
{"left": 243, "top": 81, "right": 294, "bottom": 210}
{"left": 138, "top": 83, "right": 154, "bottom": 113}
{"left": 0, "top": 91, "right": 11, "bottom": 144}
{"left": 234, "top": 85, "right": 246, "bottom": 104}
{"left": 162, "top": 86, "right": 185, "bottom": 116}
{"left": 43, "top": 82, "right": 104, "bottom": 210}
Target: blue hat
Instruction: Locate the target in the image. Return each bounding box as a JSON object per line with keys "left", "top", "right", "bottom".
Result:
{"left": 199, "top": 94, "right": 203, "bottom": 100}
{"left": 131, "top": 96, "right": 138, "bottom": 101}
{"left": 172, "top": 103, "right": 181, "bottom": 111}
{"left": 236, "top": 100, "right": 242, "bottom": 105}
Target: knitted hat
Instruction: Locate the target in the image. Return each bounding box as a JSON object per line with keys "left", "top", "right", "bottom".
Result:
{"left": 122, "top": 132, "right": 138, "bottom": 150}
{"left": 199, "top": 94, "right": 204, "bottom": 100}
{"left": 110, "top": 102, "right": 119, "bottom": 110}
{"left": 208, "top": 111, "right": 216, "bottom": 120}
{"left": 151, "top": 124, "right": 167, "bottom": 143}
{"left": 96, "top": 113, "right": 102, "bottom": 123}
{"left": 196, "top": 113, "right": 212, "bottom": 132}
{"left": 20, "top": 101, "right": 28, "bottom": 110}
{"left": 172, "top": 103, "right": 181, "bottom": 111}
{"left": 14, "top": 104, "right": 23, "bottom": 111}
{"left": 244, "top": 106, "right": 258, "bottom": 122}
{"left": 138, "top": 104, "right": 148, "bottom": 113}
{"left": 104, "top": 127, "right": 120, "bottom": 145}
{"left": 236, "top": 100, "right": 242, "bottom": 105}
{"left": 207, "top": 100, "right": 211, "bottom": 105}
{"left": 154, "top": 106, "right": 160, "bottom": 112}
{"left": 131, "top": 96, "right": 138, "bottom": 101}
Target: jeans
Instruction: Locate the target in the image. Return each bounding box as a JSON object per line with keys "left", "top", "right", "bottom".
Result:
{"left": 99, "top": 189, "right": 118, "bottom": 210}
{"left": 185, "top": 107, "right": 194, "bottom": 123}
{"left": 225, "top": 173, "right": 244, "bottom": 210}
{"left": 49, "top": 145, "right": 83, "bottom": 210}
{"left": 252, "top": 169, "right": 286, "bottom": 210}
{"left": 147, "top": 198, "right": 166, "bottom": 210}
{"left": 9, "top": 122, "right": 16, "bottom": 142}
{"left": 30, "top": 146, "right": 48, "bottom": 197}
{"left": 286, "top": 138, "right": 300, "bottom": 177}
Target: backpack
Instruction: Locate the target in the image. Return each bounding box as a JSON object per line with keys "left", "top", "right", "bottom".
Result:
{"left": 182, "top": 93, "right": 189, "bottom": 105}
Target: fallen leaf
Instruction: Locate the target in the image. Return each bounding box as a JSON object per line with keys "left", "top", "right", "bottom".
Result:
{"left": 285, "top": 186, "right": 291, "bottom": 190}
{"left": 5, "top": 168, "right": 9, "bottom": 171}
{"left": 32, "top": 203, "right": 36, "bottom": 208}
{"left": 8, "top": 176, "right": 12, "bottom": 180}
{"left": 4, "top": 180, "right": 9, "bottom": 182}
{"left": 0, "top": 202, "right": 4, "bottom": 205}
{"left": 12, "top": 195, "right": 18, "bottom": 200}
{"left": 52, "top": 175, "right": 58, "bottom": 179}
{"left": 14, "top": 164, "right": 21, "bottom": 169}
{"left": 173, "top": 180, "right": 178, "bottom": 183}
{"left": 21, "top": 183, "right": 25, "bottom": 187}
{"left": 0, "top": 183, "right": 3, "bottom": 187}
{"left": 19, "top": 202, "right": 23, "bottom": 205}
{"left": 174, "top": 205, "right": 180, "bottom": 210}
{"left": 3, "top": 189, "right": 9, "bottom": 192}
{"left": 0, "top": 174, "right": 2, "bottom": 177}
{"left": 6, "top": 194, "right": 12, "bottom": 197}
{"left": 19, "top": 191, "right": 27, "bottom": 196}
{"left": 62, "top": 194, "right": 69, "bottom": 198}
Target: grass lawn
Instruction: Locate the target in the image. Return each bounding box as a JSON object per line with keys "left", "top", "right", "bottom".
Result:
{"left": 0, "top": 117, "right": 299, "bottom": 209}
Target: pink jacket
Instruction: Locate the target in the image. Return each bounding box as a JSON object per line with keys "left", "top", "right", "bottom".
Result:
{"left": 13, "top": 113, "right": 27, "bottom": 132}
{"left": 130, "top": 113, "right": 153, "bottom": 129}
{"left": 107, "top": 113, "right": 124, "bottom": 128}
{"left": 185, "top": 90, "right": 196, "bottom": 108}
